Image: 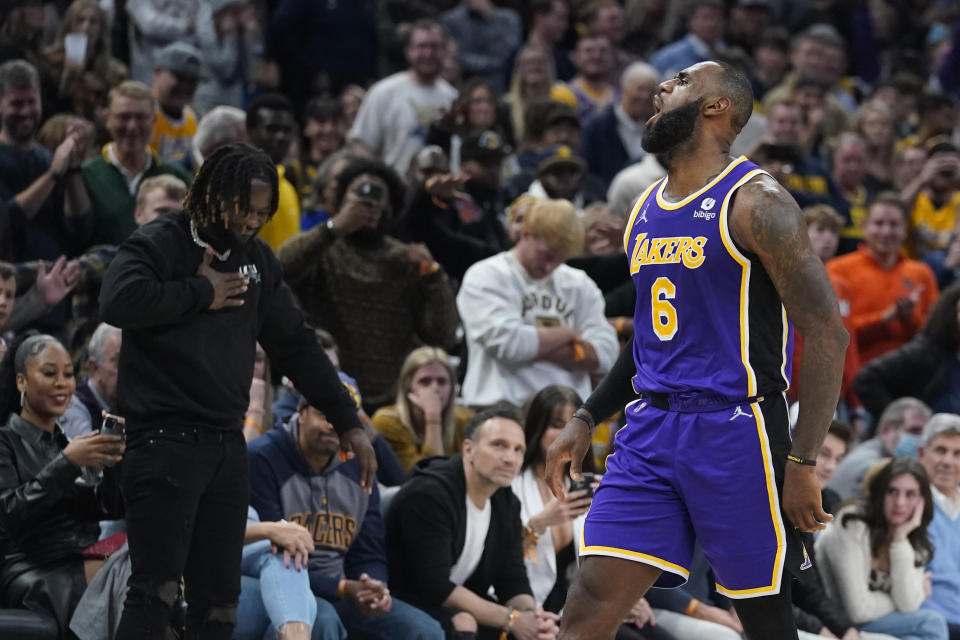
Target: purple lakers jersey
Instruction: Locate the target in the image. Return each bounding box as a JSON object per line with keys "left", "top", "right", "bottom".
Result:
{"left": 623, "top": 156, "right": 793, "bottom": 399}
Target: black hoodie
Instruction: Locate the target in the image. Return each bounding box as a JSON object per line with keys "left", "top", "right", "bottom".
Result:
{"left": 385, "top": 454, "right": 531, "bottom": 608}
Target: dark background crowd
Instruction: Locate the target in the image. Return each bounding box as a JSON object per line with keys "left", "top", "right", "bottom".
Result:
{"left": 1, "top": 0, "right": 960, "bottom": 639}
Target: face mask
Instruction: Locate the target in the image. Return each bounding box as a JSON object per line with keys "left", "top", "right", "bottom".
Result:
{"left": 894, "top": 433, "right": 922, "bottom": 458}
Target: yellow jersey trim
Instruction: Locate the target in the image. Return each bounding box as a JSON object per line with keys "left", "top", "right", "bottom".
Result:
{"left": 779, "top": 305, "right": 790, "bottom": 389}
{"left": 622, "top": 181, "right": 662, "bottom": 254}
{"left": 717, "top": 168, "right": 766, "bottom": 397}
{"left": 654, "top": 156, "right": 749, "bottom": 210}
{"left": 580, "top": 527, "right": 691, "bottom": 579}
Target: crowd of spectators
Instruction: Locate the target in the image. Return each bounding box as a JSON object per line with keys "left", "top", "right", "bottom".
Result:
{"left": 1, "top": 0, "right": 960, "bottom": 638}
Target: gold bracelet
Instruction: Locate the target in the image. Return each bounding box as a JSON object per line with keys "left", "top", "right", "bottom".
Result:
{"left": 337, "top": 579, "right": 347, "bottom": 599}
{"left": 685, "top": 598, "right": 699, "bottom": 616}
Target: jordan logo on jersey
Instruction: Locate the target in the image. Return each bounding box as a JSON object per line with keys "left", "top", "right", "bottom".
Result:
{"left": 729, "top": 405, "right": 751, "bottom": 421}
{"left": 629, "top": 233, "right": 707, "bottom": 274}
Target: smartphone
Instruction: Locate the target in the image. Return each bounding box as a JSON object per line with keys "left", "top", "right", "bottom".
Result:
{"left": 100, "top": 411, "right": 126, "bottom": 440}
{"left": 99, "top": 411, "right": 126, "bottom": 467}
{"left": 569, "top": 472, "right": 596, "bottom": 498}
{"left": 353, "top": 181, "right": 384, "bottom": 202}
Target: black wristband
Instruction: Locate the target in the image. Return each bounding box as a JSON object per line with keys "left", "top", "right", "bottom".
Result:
{"left": 786, "top": 453, "right": 816, "bottom": 467}
{"left": 572, "top": 407, "right": 596, "bottom": 433}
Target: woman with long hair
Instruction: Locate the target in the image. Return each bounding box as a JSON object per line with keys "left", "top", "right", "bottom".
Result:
{"left": 855, "top": 100, "right": 897, "bottom": 189}
{"left": 512, "top": 385, "right": 669, "bottom": 639}
{"left": 371, "top": 346, "right": 472, "bottom": 473}
{"left": 0, "top": 333, "right": 125, "bottom": 634}
{"left": 426, "top": 78, "right": 512, "bottom": 169}
{"left": 503, "top": 44, "right": 577, "bottom": 146}
{"left": 855, "top": 281, "right": 960, "bottom": 418}
{"left": 512, "top": 385, "right": 595, "bottom": 613}
{"left": 40, "top": 0, "right": 128, "bottom": 142}
{"left": 815, "top": 458, "right": 948, "bottom": 640}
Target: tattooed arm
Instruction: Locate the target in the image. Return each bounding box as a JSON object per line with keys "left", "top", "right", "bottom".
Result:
{"left": 729, "top": 174, "right": 849, "bottom": 532}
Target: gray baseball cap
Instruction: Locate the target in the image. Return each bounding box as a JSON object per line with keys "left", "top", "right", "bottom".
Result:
{"left": 154, "top": 42, "right": 206, "bottom": 79}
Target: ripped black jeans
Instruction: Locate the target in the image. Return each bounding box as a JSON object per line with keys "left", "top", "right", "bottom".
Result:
{"left": 114, "top": 428, "right": 249, "bottom": 640}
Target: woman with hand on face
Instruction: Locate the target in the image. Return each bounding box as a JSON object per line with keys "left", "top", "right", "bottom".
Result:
{"left": 816, "top": 458, "right": 949, "bottom": 640}
{"left": 371, "top": 347, "right": 472, "bottom": 474}
{"left": 0, "top": 333, "right": 125, "bottom": 634}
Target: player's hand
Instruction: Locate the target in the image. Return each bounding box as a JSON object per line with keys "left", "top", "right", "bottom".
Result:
{"left": 341, "top": 427, "right": 377, "bottom": 494}
{"left": 63, "top": 431, "right": 125, "bottom": 470}
{"left": 783, "top": 463, "right": 833, "bottom": 532}
{"left": 545, "top": 413, "right": 592, "bottom": 500}
{"left": 818, "top": 627, "right": 838, "bottom": 637}
{"left": 198, "top": 252, "right": 247, "bottom": 309}
{"left": 268, "top": 519, "right": 314, "bottom": 571}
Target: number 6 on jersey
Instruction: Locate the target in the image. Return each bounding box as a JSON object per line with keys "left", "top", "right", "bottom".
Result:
{"left": 651, "top": 277, "right": 678, "bottom": 341}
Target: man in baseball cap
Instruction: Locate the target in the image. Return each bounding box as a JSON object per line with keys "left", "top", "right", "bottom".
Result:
{"left": 150, "top": 42, "right": 204, "bottom": 161}
{"left": 529, "top": 145, "right": 595, "bottom": 208}
{"left": 407, "top": 130, "right": 511, "bottom": 280}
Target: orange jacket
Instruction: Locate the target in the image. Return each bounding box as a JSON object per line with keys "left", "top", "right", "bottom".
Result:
{"left": 791, "top": 273, "right": 861, "bottom": 408}
{"left": 826, "top": 245, "right": 938, "bottom": 370}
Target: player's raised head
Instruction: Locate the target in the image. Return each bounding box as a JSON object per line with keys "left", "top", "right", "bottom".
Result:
{"left": 642, "top": 61, "right": 753, "bottom": 159}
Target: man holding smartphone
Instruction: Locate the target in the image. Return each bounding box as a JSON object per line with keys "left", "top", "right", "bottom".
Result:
{"left": 278, "top": 156, "right": 459, "bottom": 413}
{"left": 100, "top": 143, "right": 376, "bottom": 640}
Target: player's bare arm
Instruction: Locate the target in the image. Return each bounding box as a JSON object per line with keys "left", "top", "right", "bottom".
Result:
{"left": 729, "top": 174, "right": 849, "bottom": 532}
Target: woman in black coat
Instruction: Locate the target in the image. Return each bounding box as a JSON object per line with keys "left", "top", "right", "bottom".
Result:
{"left": 0, "top": 334, "right": 125, "bottom": 634}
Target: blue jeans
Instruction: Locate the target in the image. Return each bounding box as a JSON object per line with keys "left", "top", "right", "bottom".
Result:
{"left": 234, "top": 540, "right": 345, "bottom": 640}
{"left": 332, "top": 597, "right": 444, "bottom": 640}
{"left": 860, "top": 609, "right": 949, "bottom": 640}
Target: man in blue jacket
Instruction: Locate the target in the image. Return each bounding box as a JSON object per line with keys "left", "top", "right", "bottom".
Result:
{"left": 248, "top": 397, "right": 443, "bottom": 640}
{"left": 918, "top": 414, "right": 960, "bottom": 640}
{"left": 582, "top": 62, "right": 658, "bottom": 189}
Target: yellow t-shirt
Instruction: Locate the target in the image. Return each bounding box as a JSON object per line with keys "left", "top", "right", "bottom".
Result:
{"left": 259, "top": 166, "right": 301, "bottom": 252}
{"left": 910, "top": 191, "right": 960, "bottom": 258}
{"left": 150, "top": 106, "right": 197, "bottom": 161}
{"left": 372, "top": 404, "right": 472, "bottom": 473}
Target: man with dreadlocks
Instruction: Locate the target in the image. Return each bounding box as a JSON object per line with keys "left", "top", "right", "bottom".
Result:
{"left": 100, "top": 142, "right": 377, "bottom": 640}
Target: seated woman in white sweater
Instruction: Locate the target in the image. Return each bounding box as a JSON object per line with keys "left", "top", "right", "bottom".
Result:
{"left": 815, "top": 458, "right": 949, "bottom": 640}
{"left": 512, "top": 385, "right": 678, "bottom": 640}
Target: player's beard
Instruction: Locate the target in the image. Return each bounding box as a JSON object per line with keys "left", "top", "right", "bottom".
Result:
{"left": 642, "top": 98, "right": 703, "bottom": 170}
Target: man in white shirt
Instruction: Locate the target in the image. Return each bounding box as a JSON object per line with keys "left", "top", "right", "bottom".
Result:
{"left": 386, "top": 403, "right": 560, "bottom": 640}
{"left": 348, "top": 20, "right": 457, "bottom": 173}
{"left": 917, "top": 413, "right": 960, "bottom": 638}
{"left": 457, "top": 199, "right": 619, "bottom": 407}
